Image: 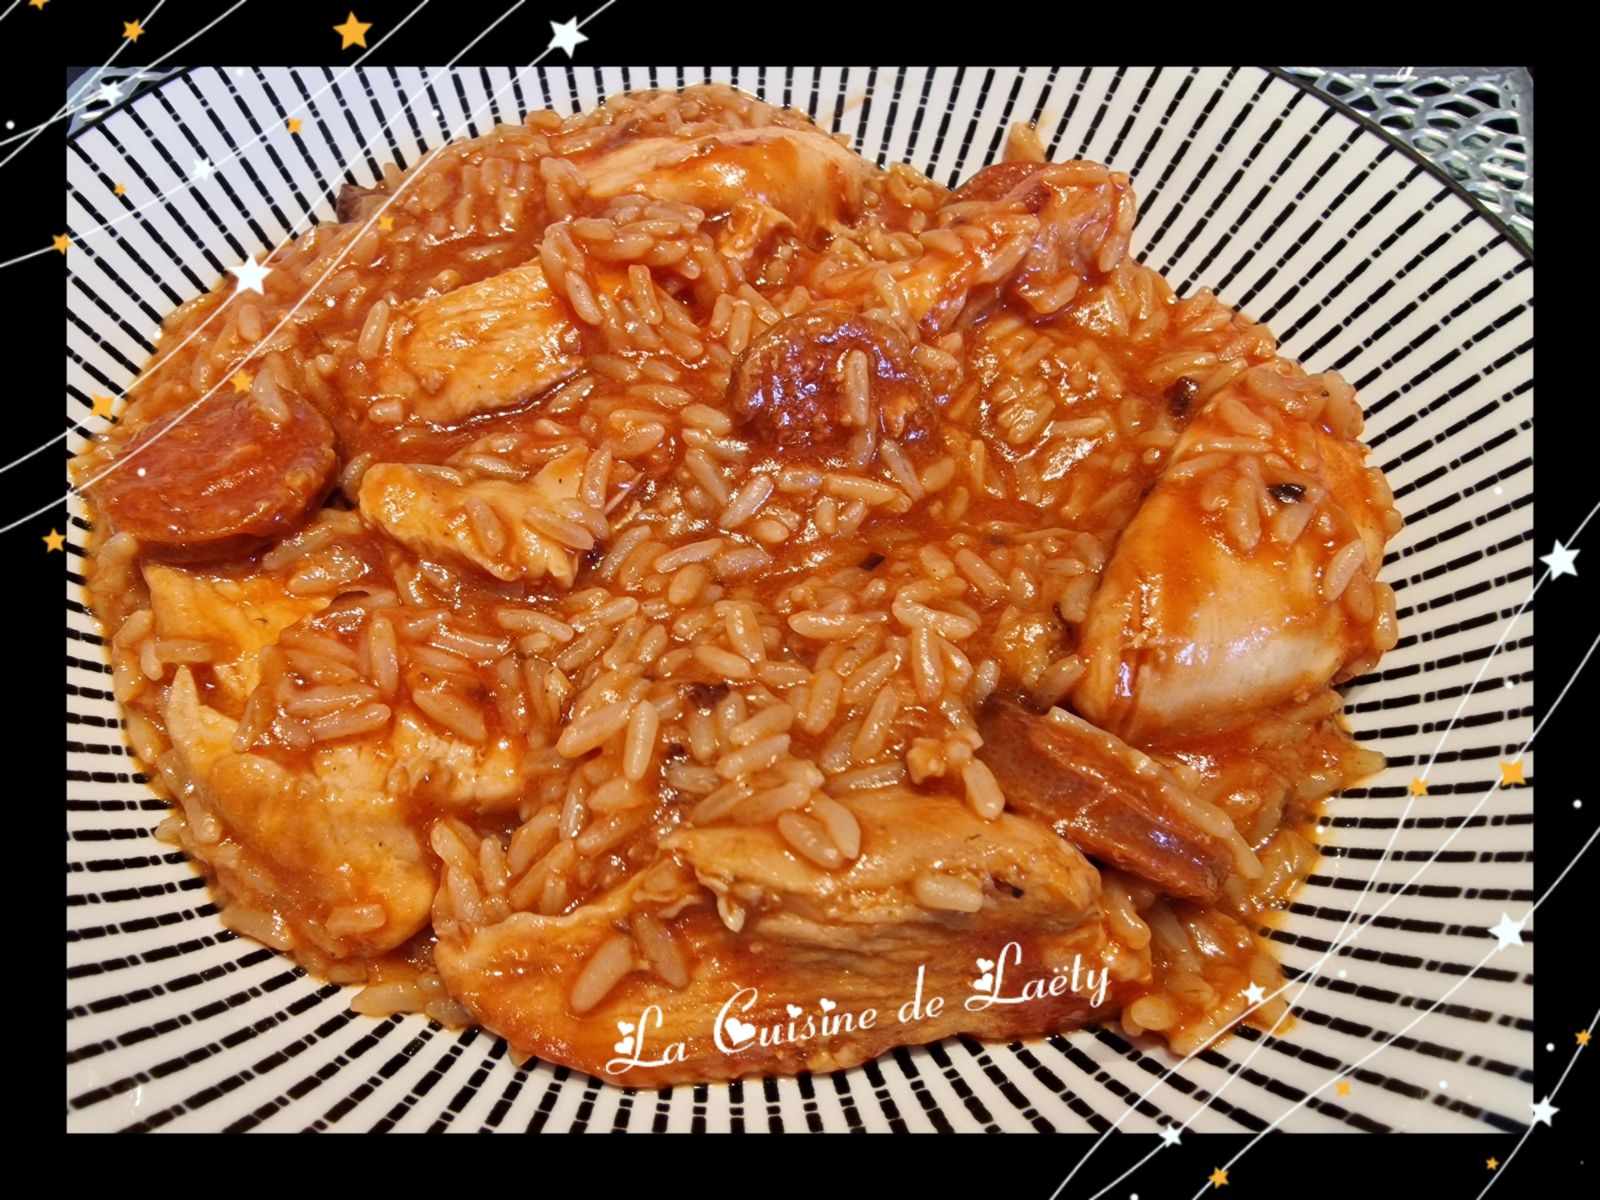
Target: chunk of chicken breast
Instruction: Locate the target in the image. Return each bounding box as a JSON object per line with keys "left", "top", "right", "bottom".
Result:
{"left": 378, "top": 262, "right": 581, "bottom": 424}
{"left": 582, "top": 125, "right": 876, "bottom": 249}
{"left": 161, "top": 667, "right": 435, "bottom": 958}
{"left": 144, "top": 564, "right": 329, "bottom": 708}
{"left": 358, "top": 446, "right": 594, "bottom": 585}
{"left": 435, "top": 790, "right": 1114, "bottom": 1084}
{"left": 1073, "top": 382, "right": 1398, "bottom": 742}
{"left": 389, "top": 709, "right": 529, "bottom": 812}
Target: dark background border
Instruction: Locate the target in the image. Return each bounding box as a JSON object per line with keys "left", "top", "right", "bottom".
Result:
{"left": 25, "top": 0, "right": 1576, "bottom": 1183}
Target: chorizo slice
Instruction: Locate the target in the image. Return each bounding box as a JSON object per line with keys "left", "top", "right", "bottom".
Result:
{"left": 93, "top": 383, "right": 337, "bottom": 551}
{"left": 976, "top": 696, "right": 1239, "bottom": 903}
{"left": 727, "top": 310, "right": 935, "bottom": 457}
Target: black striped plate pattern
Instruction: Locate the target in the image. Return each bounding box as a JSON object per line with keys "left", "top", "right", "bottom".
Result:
{"left": 65, "top": 66, "right": 1534, "bottom": 1133}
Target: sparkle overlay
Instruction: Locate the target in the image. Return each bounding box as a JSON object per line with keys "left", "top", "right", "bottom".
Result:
{"left": 1542, "top": 540, "right": 1579, "bottom": 578}
{"left": 226, "top": 256, "right": 271, "bottom": 294}
{"left": 0, "top": 1, "right": 402, "bottom": 273}
{"left": 548, "top": 16, "right": 587, "bottom": 56}
{"left": 332, "top": 11, "right": 372, "bottom": 49}
{"left": 1476, "top": 1008, "right": 1597, "bottom": 1197}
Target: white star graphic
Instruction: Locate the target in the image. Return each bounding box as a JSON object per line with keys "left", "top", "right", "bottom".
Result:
{"left": 1542, "top": 540, "right": 1579, "bottom": 579}
{"left": 1243, "top": 983, "right": 1267, "bottom": 1005}
{"left": 1488, "top": 911, "right": 1526, "bottom": 950}
{"left": 1159, "top": 1126, "right": 1182, "bottom": 1147}
{"left": 192, "top": 157, "right": 215, "bottom": 180}
{"left": 1529, "top": 1096, "right": 1558, "bottom": 1126}
{"left": 547, "top": 17, "right": 588, "bottom": 57}
{"left": 96, "top": 82, "right": 124, "bottom": 104}
{"left": 229, "top": 257, "right": 272, "bottom": 295}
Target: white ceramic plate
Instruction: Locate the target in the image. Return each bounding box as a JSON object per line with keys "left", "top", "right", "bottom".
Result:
{"left": 65, "top": 65, "right": 1534, "bottom": 1133}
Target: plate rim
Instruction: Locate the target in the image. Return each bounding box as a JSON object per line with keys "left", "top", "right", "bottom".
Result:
{"left": 1263, "top": 65, "right": 1532, "bottom": 264}
{"left": 64, "top": 64, "right": 1533, "bottom": 266}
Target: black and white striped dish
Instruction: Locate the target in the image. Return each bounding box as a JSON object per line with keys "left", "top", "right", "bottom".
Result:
{"left": 65, "top": 66, "right": 1534, "bottom": 1133}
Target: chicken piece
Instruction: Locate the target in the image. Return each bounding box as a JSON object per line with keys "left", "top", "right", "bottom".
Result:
{"left": 91, "top": 382, "right": 337, "bottom": 554}
{"left": 435, "top": 790, "right": 1115, "bottom": 1084}
{"left": 144, "top": 564, "right": 330, "bottom": 708}
{"left": 586, "top": 126, "right": 871, "bottom": 206}
{"left": 976, "top": 697, "right": 1247, "bottom": 903}
{"left": 668, "top": 789, "right": 1099, "bottom": 938}
{"left": 584, "top": 126, "right": 874, "bottom": 245}
{"left": 948, "top": 161, "right": 1058, "bottom": 206}
{"left": 379, "top": 262, "right": 581, "bottom": 425}
{"left": 358, "top": 446, "right": 594, "bottom": 585}
{"left": 161, "top": 667, "right": 434, "bottom": 957}
{"left": 1073, "top": 383, "right": 1399, "bottom": 742}
{"left": 389, "top": 709, "right": 528, "bottom": 812}
{"left": 884, "top": 160, "right": 1136, "bottom": 335}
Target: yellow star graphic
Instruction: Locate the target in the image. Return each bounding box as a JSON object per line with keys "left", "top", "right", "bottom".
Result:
{"left": 333, "top": 11, "right": 372, "bottom": 49}
{"left": 52, "top": 233, "right": 71, "bottom": 254}
{"left": 378, "top": 215, "right": 394, "bottom": 232}
{"left": 230, "top": 371, "right": 254, "bottom": 393}
{"left": 1335, "top": 1079, "right": 1352, "bottom": 1096}
{"left": 90, "top": 395, "right": 117, "bottom": 419}
{"left": 114, "top": 182, "right": 127, "bottom": 196}
{"left": 123, "top": 19, "right": 144, "bottom": 42}
{"left": 1409, "top": 778, "right": 1428, "bottom": 797}
{"left": 42, "top": 528, "right": 65, "bottom": 553}
{"left": 29, "top": 0, "right": 50, "bottom": 10}
{"left": 1486, "top": 1158, "right": 1498, "bottom": 1170}
{"left": 1579, "top": 1030, "right": 1592, "bottom": 1047}
{"left": 1499, "top": 760, "right": 1526, "bottom": 787}
{"left": 1208, "top": 1167, "right": 1229, "bottom": 1188}
{"left": 287, "top": 118, "right": 303, "bottom": 135}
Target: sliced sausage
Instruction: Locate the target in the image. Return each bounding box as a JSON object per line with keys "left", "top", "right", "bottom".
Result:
{"left": 976, "top": 696, "right": 1234, "bottom": 903}
{"left": 336, "top": 183, "right": 384, "bottom": 223}
{"left": 727, "top": 310, "right": 935, "bottom": 457}
{"left": 94, "top": 385, "right": 338, "bottom": 552}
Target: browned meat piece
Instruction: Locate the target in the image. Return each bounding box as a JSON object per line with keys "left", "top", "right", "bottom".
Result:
{"left": 374, "top": 262, "right": 581, "bottom": 425}
{"left": 949, "top": 161, "right": 1054, "bottom": 209}
{"left": 357, "top": 447, "right": 596, "bottom": 585}
{"left": 976, "top": 697, "right": 1237, "bottom": 903}
{"left": 891, "top": 159, "right": 1136, "bottom": 332}
{"left": 1072, "top": 385, "right": 1401, "bottom": 741}
{"left": 582, "top": 125, "right": 875, "bottom": 244}
{"left": 161, "top": 667, "right": 435, "bottom": 959}
{"left": 728, "top": 310, "right": 936, "bottom": 456}
{"left": 435, "top": 790, "right": 1111, "bottom": 1084}
{"left": 92, "top": 383, "right": 337, "bottom": 553}
{"left": 335, "top": 182, "right": 383, "bottom": 223}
